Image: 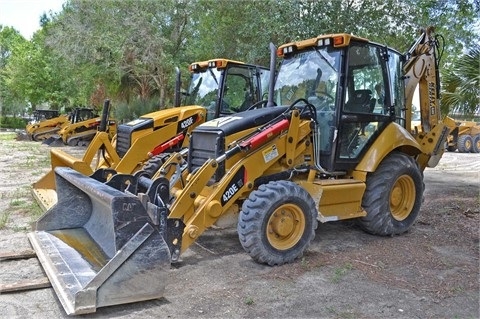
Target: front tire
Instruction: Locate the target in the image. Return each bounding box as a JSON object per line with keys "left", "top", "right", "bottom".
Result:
{"left": 357, "top": 152, "right": 424, "bottom": 236}
{"left": 237, "top": 180, "right": 318, "bottom": 266}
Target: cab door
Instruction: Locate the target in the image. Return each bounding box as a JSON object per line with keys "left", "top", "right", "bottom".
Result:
{"left": 333, "top": 41, "right": 396, "bottom": 171}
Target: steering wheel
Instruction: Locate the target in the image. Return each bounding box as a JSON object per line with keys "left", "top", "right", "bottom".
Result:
{"left": 311, "top": 91, "right": 334, "bottom": 112}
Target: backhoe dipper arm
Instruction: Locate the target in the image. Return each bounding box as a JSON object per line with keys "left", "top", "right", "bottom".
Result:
{"left": 403, "top": 26, "right": 441, "bottom": 133}
{"left": 402, "top": 26, "right": 449, "bottom": 168}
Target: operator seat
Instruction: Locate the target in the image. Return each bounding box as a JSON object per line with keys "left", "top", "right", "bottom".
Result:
{"left": 238, "top": 90, "right": 254, "bottom": 111}
{"left": 345, "top": 89, "right": 376, "bottom": 113}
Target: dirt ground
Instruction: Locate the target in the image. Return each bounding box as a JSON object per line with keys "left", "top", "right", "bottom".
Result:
{"left": 0, "top": 131, "right": 478, "bottom": 319}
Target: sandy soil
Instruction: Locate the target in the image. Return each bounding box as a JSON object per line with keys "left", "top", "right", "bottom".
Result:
{"left": 0, "top": 131, "right": 478, "bottom": 319}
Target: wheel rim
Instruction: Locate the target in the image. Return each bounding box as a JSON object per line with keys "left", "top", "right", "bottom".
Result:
{"left": 267, "top": 204, "right": 305, "bottom": 250}
{"left": 465, "top": 139, "right": 472, "bottom": 150}
{"left": 390, "top": 175, "right": 416, "bottom": 221}
{"left": 475, "top": 138, "right": 480, "bottom": 152}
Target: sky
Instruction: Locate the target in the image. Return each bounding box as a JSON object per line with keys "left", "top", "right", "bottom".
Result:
{"left": 0, "top": 0, "right": 65, "bottom": 39}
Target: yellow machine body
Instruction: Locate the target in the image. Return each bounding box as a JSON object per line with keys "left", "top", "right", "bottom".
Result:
{"left": 29, "top": 28, "right": 449, "bottom": 315}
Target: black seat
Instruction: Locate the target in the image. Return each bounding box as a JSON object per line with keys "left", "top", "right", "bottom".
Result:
{"left": 345, "top": 89, "right": 376, "bottom": 113}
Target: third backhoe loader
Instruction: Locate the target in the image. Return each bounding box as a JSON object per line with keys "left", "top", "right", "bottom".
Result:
{"left": 31, "top": 58, "right": 271, "bottom": 211}
{"left": 29, "top": 27, "right": 449, "bottom": 315}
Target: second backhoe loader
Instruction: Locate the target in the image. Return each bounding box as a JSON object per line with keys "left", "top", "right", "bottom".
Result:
{"left": 31, "top": 58, "right": 271, "bottom": 211}
{"left": 29, "top": 27, "right": 449, "bottom": 315}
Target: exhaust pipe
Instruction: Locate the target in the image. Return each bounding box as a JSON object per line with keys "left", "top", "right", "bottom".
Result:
{"left": 266, "top": 42, "right": 277, "bottom": 107}
{"left": 174, "top": 67, "right": 181, "bottom": 107}
{"left": 98, "top": 99, "right": 110, "bottom": 132}
{"left": 29, "top": 167, "right": 171, "bottom": 315}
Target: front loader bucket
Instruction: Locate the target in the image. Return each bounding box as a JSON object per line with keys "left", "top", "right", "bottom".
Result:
{"left": 32, "top": 149, "right": 96, "bottom": 212}
{"left": 28, "top": 167, "right": 171, "bottom": 315}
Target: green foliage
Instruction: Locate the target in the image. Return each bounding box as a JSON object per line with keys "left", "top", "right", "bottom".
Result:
{"left": 113, "top": 97, "right": 164, "bottom": 122}
{"left": 441, "top": 43, "right": 480, "bottom": 117}
{"left": 331, "top": 263, "right": 353, "bottom": 283}
{"left": 244, "top": 296, "right": 255, "bottom": 305}
{"left": 0, "top": 26, "right": 28, "bottom": 115}
{"left": 46, "top": 0, "right": 195, "bottom": 108}
{"left": 0, "top": 116, "right": 27, "bottom": 128}
{"left": 0, "top": 0, "right": 478, "bottom": 119}
{"left": 0, "top": 212, "right": 9, "bottom": 229}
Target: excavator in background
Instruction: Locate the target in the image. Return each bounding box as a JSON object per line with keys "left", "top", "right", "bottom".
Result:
{"left": 31, "top": 58, "right": 271, "bottom": 211}
{"left": 29, "top": 27, "right": 449, "bottom": 315}
{"left": 443, "top": 116, "right": 480, "bottom": 153}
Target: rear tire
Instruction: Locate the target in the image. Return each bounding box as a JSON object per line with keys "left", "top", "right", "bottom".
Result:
{"left": 471, "top": 135, "right": 480, "bottom": 153}
{"left": 457, "top": 135, "right": 473, "bottom": 153}
{"left": 357, "top": 152, "right": 424, "bottom": 236}
{"left": 237, "top": 180, "right": 318, "bottom": 266}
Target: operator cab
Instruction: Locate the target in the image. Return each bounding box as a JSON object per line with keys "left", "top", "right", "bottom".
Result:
{"left": 275, "top": 34, "right": 406, "bottom": 172}
{"left": 185, "top": 59, "right": 271, "bottom": 121}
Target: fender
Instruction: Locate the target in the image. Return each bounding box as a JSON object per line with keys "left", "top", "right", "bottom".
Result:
{"left": 354, "top": 122, "right": 422, "bottom": 174}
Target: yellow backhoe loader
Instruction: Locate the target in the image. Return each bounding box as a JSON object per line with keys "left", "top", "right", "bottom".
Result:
{"left": 31, "top": 58, "right": 271, "bottom": 211}
{"left": 29, "top": 27, "right": 449, "bottom": 315}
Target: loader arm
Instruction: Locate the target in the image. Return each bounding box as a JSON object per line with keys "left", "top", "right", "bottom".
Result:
{"left": 165, "top": 109, "right": 313, "bottom": 253}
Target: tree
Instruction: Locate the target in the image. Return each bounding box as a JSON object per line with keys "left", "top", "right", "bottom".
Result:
{"left": 441, "top": 44, "right": 480, "bottom": 117}
{"left": 0, "top": 26, "right": 28, "bottom": 116}
{"left": 2, "top": 0, "right": 478, "bottom": 121}
{"left": 46, "top": 0, "right": 196, "bottom": 110}
{"left": 2, "top": 28, "right": 77, "bottom": 111}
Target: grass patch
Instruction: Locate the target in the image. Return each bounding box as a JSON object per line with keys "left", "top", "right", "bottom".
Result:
{"left": 10, "top": 199, "right": 27, "bottom": 207}
{"left": 331, "top": 263, "right": 353, "bottom": 283}
{"left": 0, "top": 212, "right": 10, "bottom": 229}
{"left": 28, "top": 201, "right": 44, "bottom": 218}
{"left": 12, "top": 225, "right": 30, "bottom": 232}
{"left": 0, "top": 132, "right": 16, "bottom": 140}
{"left": 244, "top": 297, "right": 255, "bottom": 305}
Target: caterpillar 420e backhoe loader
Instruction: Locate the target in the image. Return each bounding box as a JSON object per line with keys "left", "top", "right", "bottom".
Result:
{"left": 29, "top": 27, "right": 449, "bottom": 315}
{"left": 31, "top": 58, "right": 271, "bottom": 211}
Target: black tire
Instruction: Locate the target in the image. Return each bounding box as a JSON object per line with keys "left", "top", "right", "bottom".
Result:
{"left": 471, "top": 135, "right": 480, "bottom": 153}
{"left": 446, "top": 145, "right": 457, "bottom": 152}
{"left": 357, "top": 152, "right": 424, "bottom": 236}
{"left": 141, "top": 153, "right": 171, "bottom": 177}
{"left": 237, "top": 180, "right": 318, "bottom": 266}
{"left": 457, "top": 135, "right": 473, "bottom": 153}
